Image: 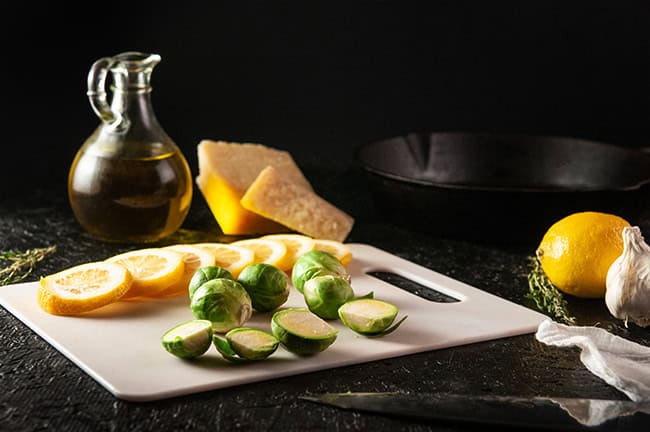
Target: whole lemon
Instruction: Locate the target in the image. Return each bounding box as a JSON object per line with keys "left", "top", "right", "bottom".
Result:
{"left": 536, "top": 211, "right": 630, "bottom": 298}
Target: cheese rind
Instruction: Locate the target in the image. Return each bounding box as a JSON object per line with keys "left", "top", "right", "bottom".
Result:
{"left": 196, "top": 140, "right": 311, "bottom": 235}
{"left": 241, "top": 166, "right": 354, "bottom": 242}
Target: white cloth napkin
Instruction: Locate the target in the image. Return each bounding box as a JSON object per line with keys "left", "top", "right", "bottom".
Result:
{"left": 535, "top": 319, "right": 650, "bottom": 402}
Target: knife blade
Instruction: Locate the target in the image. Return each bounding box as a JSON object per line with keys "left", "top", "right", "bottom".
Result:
{"left": 298, "top": 392, "right": 650, "bottom": 431}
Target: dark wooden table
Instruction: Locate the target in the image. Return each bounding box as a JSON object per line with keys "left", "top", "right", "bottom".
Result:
{"left": 1, "top": 165, "right": 648, "bottom": 431}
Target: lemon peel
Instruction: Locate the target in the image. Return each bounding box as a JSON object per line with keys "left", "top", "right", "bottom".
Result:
{"left": 536, "top": 211, "right": 630, "bottom": 298}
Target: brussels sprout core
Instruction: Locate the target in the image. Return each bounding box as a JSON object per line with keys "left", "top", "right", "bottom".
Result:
{"left": 188, "top": 265, "right": 234, "bottom": 299}
{"left": 338, "top": 299, "right": 407, "bottom": 336}
{"left": 303, "top": 275, "right": 355, "bottom": 319}
{"left": 161, "top": 319, "right": 214, "bottom": 358}
{"left": 191, "top": 279, "right": 252, "bottom": 333}
{"left": 237, "top": 263, "right": 290, "bottom": 312}
{"left": 271, "top": 308, "right": 338, "bottom": 356}
{"left": 292, "top": 250, "right": 349, "bottom": 294}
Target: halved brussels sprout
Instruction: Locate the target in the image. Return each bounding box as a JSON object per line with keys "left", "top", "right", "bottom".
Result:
{"left": 338, "top": 298, "right": 407, "bottom": 336}
{"left": 190, "top": 279, "right": 252, "bottom": 333}
{"left": 227, "top": 327, "right": 279, "bottom": 360}
{"left": 237, "top": 263, "right": 290, "bottom": 312}
{"left": 161, "top": 319, "right": 213, "bottom": 358}
{"left": 303, "top": 275, "right": 355, "bottom": 319}
{"left": 291, "top": 250, "right": 349, "bottom": 294}
{"left": 188, "top": 265, "right": 234, "bottom": 299}
{"left": 271, "top": 308, "right": 338, "bottom": 356}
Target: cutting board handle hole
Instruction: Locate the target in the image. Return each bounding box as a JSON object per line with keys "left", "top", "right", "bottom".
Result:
{"left": 366, "top": 271, "right": 460, "bottom": 303}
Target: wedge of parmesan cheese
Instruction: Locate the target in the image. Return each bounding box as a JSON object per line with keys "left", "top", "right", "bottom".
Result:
{"left": 196, "top": 140, "right": 312, "bottom": 235}
{"left": 240, "top": 166, "right": 354, "bottom": 242}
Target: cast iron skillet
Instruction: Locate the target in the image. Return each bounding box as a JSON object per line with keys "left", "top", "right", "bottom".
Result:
{"left": 355, "top": 132, "right": 650, "bottom": 244}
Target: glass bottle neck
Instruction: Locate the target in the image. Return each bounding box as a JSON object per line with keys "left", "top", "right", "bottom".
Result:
{"left": 86, "top": 52, "right": 163, "bottom": 132}
{"left": 112, "top": 66, "right": 154, "bottom": 92}
{"left": 110, "top": 87, "right": 161, "bottom": 133}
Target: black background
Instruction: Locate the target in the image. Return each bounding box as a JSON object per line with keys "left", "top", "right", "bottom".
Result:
{"left": 3, "top": 1, "right": 650, "bottom": 195}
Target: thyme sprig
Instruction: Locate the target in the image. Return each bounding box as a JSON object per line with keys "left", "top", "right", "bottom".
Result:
{"left": 526, "top": 255, "right": 576, "bottom": 325}
{"left": 0, "top": 246, "right": 57, "bottom": 286}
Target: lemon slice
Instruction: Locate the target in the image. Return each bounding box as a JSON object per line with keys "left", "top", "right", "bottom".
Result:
{"left": 193, "top": 243, "right": 255, "bottom": 279}
{"left": 37, "top": 262, "right": 133, "bottom": 315}
{"left": 231, "top": 238, "right": 290, "bottom": 270}
{"left": 105, "top": 248, "right": 185, "bottom": 299}
{"left": 313, "top": 239, "right": 352, "bottom": 266}
{"left": 261, "top": 234, "right": 316, "bottom": 271}
{"left": 156, "top": 244, "right": 218, "bottom": 298}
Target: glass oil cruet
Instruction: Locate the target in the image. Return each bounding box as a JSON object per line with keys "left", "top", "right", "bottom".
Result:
{"left": 68, "top": 51, "right": 192, "bottom": 243}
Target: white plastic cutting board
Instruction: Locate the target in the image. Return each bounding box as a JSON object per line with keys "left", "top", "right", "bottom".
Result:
{"left": 0, "top": 243, "right": 546, "bottom": 402}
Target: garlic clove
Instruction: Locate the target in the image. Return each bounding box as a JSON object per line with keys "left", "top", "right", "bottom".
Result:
{"left": 605, "top": 226, "right": 650, "bottom": 327}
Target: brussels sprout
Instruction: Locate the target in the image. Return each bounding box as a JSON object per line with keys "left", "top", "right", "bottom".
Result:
{"left": 190, "top": 279, "right": 252, "bottom": 333}
{"left": 213, "top": 328, "right": 280, "bottom": 363}
{"left": 292, "top": 250, "right": 349, "bottom": 294}
{"left": 237, "top": 263, "right": 290, "bottom": 312}
{"left": 227, "top": 327, "right": 279, "bottom": 360}
{"left": 271, "top": 308, "right": 338, "bottom": 356}
{"left": 161, "top": 319, "right": 213, "bottom": 358}
{"left": 338, "top": 298, "right": 408, "bottom": 336}
{"left": 188, "top": 265, "right": 234, "bottom": 299}
{"left": 303, "top": 275, "right": 355, "bottom": 319}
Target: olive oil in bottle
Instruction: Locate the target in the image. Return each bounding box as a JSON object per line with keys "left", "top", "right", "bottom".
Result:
{"left": 69, "top": 52, "right": 193, "bottom": 243}
{"left": 68, "top": 149, "right": 192, "bottom": 243}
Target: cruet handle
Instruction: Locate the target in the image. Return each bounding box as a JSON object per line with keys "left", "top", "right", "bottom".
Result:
{"left": 86, "top": 57, "right": 124, "bottom": 129}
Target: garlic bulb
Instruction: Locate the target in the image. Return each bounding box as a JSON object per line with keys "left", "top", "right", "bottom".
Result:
{"left": 605, "top": 226, "right": 650, "bottom": 327}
